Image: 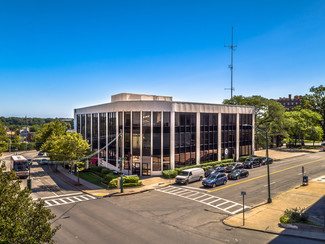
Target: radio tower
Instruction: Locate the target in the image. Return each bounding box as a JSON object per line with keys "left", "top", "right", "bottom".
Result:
{"left": 225, "top": 26, "right": 237, "bottom": 99}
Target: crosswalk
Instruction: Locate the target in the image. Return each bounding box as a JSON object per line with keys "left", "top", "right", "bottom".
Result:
{"left": 156, "top": 186, "right": 250, "bottom": 214}
{"left": 34, "top": 193, "right": 97, "bottom": 207}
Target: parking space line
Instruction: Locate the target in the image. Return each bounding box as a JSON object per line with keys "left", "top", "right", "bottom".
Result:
{"left": 208, "top": 158, "right": 324, "bottom": 193}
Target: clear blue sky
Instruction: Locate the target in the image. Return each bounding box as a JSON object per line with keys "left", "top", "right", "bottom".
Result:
{"left": 0, "top": 0, "right": 324, "bottom": 118}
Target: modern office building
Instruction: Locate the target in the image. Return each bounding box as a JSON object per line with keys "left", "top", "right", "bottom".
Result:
{"left": 74, "top": 93, "right": 255, "bottom": 176}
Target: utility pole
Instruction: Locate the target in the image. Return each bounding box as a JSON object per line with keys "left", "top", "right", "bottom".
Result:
{"left": 225, "top": 26, "right": 237, "bottom": 99}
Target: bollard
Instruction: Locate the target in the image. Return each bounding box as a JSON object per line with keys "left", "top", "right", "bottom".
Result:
{"left": 27, "top": 179, "right": 32, "bottom": 191}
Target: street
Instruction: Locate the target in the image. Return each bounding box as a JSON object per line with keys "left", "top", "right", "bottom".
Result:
{"left": 46, "top": 152, "right": 325, "bottom": 243}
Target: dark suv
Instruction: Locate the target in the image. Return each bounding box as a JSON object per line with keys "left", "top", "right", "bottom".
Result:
{"left": 243, "top": 157, "right": 262, "bottom": 169}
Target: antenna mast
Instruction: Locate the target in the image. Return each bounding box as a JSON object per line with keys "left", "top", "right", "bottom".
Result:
{"left": 225, "top": 26, "right": 237, "bottom": 99}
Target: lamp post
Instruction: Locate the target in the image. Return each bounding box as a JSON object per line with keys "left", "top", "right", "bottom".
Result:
{"left": 244, "top": 124, "right": 272, "bottom": 203}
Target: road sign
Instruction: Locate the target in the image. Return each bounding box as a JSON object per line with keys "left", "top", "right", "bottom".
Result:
{"left": 241, "top": 191, "right": 246, "bottom": 196}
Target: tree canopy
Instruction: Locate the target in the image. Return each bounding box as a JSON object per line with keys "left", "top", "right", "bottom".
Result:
{"left": 0, "top": 123, "right": 9, "bottom": 154}
{"left": 34, "top": 120, "right": 68, "bottom": 150}
{"left": 41, "top": 132, "right": 90, "bottom": 162}
{"left": 0, "top": 165, "right": 60, "bottom": 243}
{"left": 302, "top": 85, "right": 325, "bottom": 139}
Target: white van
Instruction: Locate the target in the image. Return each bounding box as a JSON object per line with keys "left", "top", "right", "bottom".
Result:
{"left": 175, "top": 168, "right": 205, "bottom": 185}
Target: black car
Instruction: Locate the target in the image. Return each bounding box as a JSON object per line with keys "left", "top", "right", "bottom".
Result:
{"left": 234, "top": 163, "right": 244, "bottom": 169}
{"left": 261, "top": 157, "right": 273, "bottom": 165}
{"left": 243, "top": 157, "right": 262, "bottom": 169}
{"left": 228, "top": 169, "right": 249, "bottom": 180}
{"left": 205, "top": 167, "right": 226, "bottom": 177}
{"left": 38, "top": 151, "right": 44, "bottom": 156}
{"left": 225, "top": 164, "right": 236, "bottom": 173}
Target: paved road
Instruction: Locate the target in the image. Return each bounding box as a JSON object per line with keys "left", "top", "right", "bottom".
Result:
{"left": 50, "top": 152, "right": 325, "bottom": 243}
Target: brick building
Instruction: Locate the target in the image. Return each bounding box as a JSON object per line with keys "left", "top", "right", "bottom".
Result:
{"left": 277, "top": 94, "right": 303, "bottom": 111}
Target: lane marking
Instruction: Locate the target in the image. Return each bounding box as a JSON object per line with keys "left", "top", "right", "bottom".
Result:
{"left": 263, "top": 182, "right": 276, "bottom": 187}
{"left": 33, "top": 192, "right": 83, "bottom": 200}
{"left": 208, "top": 158, "right": 325, "bottom": 193}
{"left": 180, "top": 186, "right": 208, "bottom": 192}
{"left": 156, "top": 186, "right": 250, "bottom": 214}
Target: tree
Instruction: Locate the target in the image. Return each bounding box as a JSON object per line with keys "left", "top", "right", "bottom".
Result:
{"left": 0, "top": 165, "right": 60, "bottom": 243}
{"left": 302, "top": 85, "right": 325, "bottom": 140}
{"left": 284, "top": 109, "right": 323, "bottom": 146}
{"left": 0, "top": 123, "right": 8, "bottom": 155}
{"left": 41, "top": 132, "right": 90, "bottom": 162}
{"left": 34, "top": 120, "right": 68, "bottom": 150}
{"left": 307, "top": 126, "right": 323, "bottom": 146}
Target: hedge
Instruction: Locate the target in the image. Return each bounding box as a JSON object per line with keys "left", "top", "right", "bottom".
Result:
{"left": 102, "top": 173, "right": 115, "bottom": 185}
{"left": 162, "top": 170, "right": 178, "bottom": 179}
{"left": 108, "top": 176, "right": 142, "bottom": 189}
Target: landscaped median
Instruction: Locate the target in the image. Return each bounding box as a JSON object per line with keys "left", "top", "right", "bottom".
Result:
{"left": 77, "top": 165, "right": 142, "bottom": 189}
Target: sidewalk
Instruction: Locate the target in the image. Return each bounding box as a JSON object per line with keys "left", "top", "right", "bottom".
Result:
{"left": 254, "top": 148, "right": 319, "bottom": 161}
{"left": 224, "top": 178, "right": 325, "bottom": 241}
{"left": 56, "top": 165, "right": 173, "bottom": 197}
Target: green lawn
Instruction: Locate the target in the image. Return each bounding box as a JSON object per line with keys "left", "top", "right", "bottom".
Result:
{"left": 78, "top": 172, "right": 107, "bottom": 188}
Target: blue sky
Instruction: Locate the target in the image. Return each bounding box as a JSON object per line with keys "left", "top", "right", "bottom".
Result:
{"left": 0, "top": 0, "right": 324, "bottom": 118}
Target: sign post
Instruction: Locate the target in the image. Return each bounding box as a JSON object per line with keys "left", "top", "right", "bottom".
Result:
{"left": 241, "top": 191, "right": 246, "bottom": 226}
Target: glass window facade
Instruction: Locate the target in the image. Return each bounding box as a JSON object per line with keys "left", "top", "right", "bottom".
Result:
{"left": 118, "top": 112, "right": 123, "bottom": 161}
{"left": 86, "top": 114, "right": 91, "bottom": 142}
{"left": 77, "top": 115, "right": 81, "bottom": 133}
{"left": 124, "top": 112, "right": 131, "bottom": 170}
{"left": 92, "top": 113, "right": 98, "bottom": 151}
{"left": 132, "top": 112, "right": 141, "bottom": 175}
{"left": 200, "top": 113, "right": 218, "bottom": 163}
{"left": 240, "top": 114, "right": 253, "bottom": 156}
{"left": 163, "top": 112, "right": 170, "bottom": 170}
{"left": 142, "top": 112, "right": 151, "bottom": 176}
{"left": 175, "top": 113, "right": 196, "bottom": 168}
{"left": 81, "top": 114, "right": 85, "bottom": 139}
{"left": 99, "top": 113, "right": 106, "bottom": 161}
{"left": 108, "top": 112, "right": 116, "bottom": 166}
{"left": 221, "top": 114, "right": 236, "bottom": 159}
{"left": 152, "top": 112, "right": 161, "bottom": 171}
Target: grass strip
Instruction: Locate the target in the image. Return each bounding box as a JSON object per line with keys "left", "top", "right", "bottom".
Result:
{"left": 78, "top": 171, "right": 106, "bottom": 188}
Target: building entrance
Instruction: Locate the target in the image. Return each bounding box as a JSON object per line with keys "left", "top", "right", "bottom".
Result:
{"left": 132, "top": 162, "right": 141, "bottom": 175}
{"left": 142, "top": 163, "right": 151, "bottom": 176}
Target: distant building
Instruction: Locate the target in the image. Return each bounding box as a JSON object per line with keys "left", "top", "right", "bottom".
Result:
{"left": 277, "top": 94, "right": 303, "bottom": 111}
{"left": 74, "top": 93, "right": 255, "bottom": 176}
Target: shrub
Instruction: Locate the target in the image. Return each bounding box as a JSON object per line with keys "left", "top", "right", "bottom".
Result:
{"left": 102, "top": 174, "right": 115, "bottom": 185}
{"left": 108, "top": 178, "right": 118, "bottom": 189}
{"left": 124, "top": 176, "right": 139, "bottom": 183}
{"left": 101, "top": 168, "right": 111, "bottom": 174}
{"left": 162, "top": 170, "right": 178, "bottom": 179}
{"left": 280, "top": 207, "right": 309, "bottom": 224}
{"left": 89, "top": 166, "right": 103, "bottom": 173}
{"left": 124, "top": 182, "right": 143, "bottom": 187}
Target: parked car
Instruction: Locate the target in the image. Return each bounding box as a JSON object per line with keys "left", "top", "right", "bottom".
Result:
{"left": 202, "top": 173, "right": 227, "bottom": 187}
{"left": 205, "top": 167, "right": 226, "bottom": 177}
{"left": 38, "top": 151, "right": 44, "bottom": 156}
{"left": 243, "top": 157, "right": 262, "bottom": 169}
{"left": 261, "top": 157, "right": 273, "bottom": 165}
{"left": 234, "top": 163, "right": 244, "bottom": 169}
{"left": 39, "top": 159, "right": 48, "bottom": 165}
{"left": 175, "top": 168, "right": 205, "bottom": 185}
{"left": 228, "top": 169, "right": 249, "bottom": 180}
{"left": 225, "top": 164, "right": 236, "bottom": 173}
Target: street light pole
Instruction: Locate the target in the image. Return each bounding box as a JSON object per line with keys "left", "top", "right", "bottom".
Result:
{"left": 244, "top": 124, "right": 272, "bottom": 204}
{"left": 266, "top": 130, "right": 272, "bottom": 203}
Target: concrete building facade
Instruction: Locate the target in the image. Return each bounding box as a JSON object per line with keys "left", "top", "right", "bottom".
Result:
{"left": 74, "top": 93, "right": 255, "bottom": 176}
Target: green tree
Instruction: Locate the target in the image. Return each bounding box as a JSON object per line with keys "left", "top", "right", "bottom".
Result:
{"left": 284, "top": 109, "right": 323, "bottom": 146}
{"left": 0, "top": 123, "right": 8, "bottom": 154}
{"left": 302, "top": 85, "right": 325, "bottom": 140}
{"left": 34, "top": 120, "right": 68, "bottom": 150}
{"left": 307, "top": 126, "right": 324, "bottom": 146}
{"left": 0, "top": 164, "right": 60, "bottom": 243}
{"left": 42, "top": 132, "right": 90, "bottom": 162}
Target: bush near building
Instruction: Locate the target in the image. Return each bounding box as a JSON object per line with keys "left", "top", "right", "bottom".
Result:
{"left": 280, "top": 207, "right": 309, "bottom": 224}
{"left": 108, "top": 176, "right": 142, "bottom": 189}
{"left": 161, "top": 158, "right": 236, "bottom": 179}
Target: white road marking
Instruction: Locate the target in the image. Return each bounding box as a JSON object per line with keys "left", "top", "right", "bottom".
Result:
{"left": 33, "top": 192, "right": 83, "bottom": 200}
{"left": 264, "top": 182, "right": 276, "bottom": 187}
{"left": 156, "top": 186, "right": 250, "bottom": 214}
{"left": 180, "top": 186, "right": 208, "bottom": 192}
{"left": 38, "top": 194, "right": 97, "bottom": 207}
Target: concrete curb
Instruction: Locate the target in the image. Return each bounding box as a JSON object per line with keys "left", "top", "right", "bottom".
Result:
{"left": 222, "top": 217, "right": 325, "bottom": 242}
